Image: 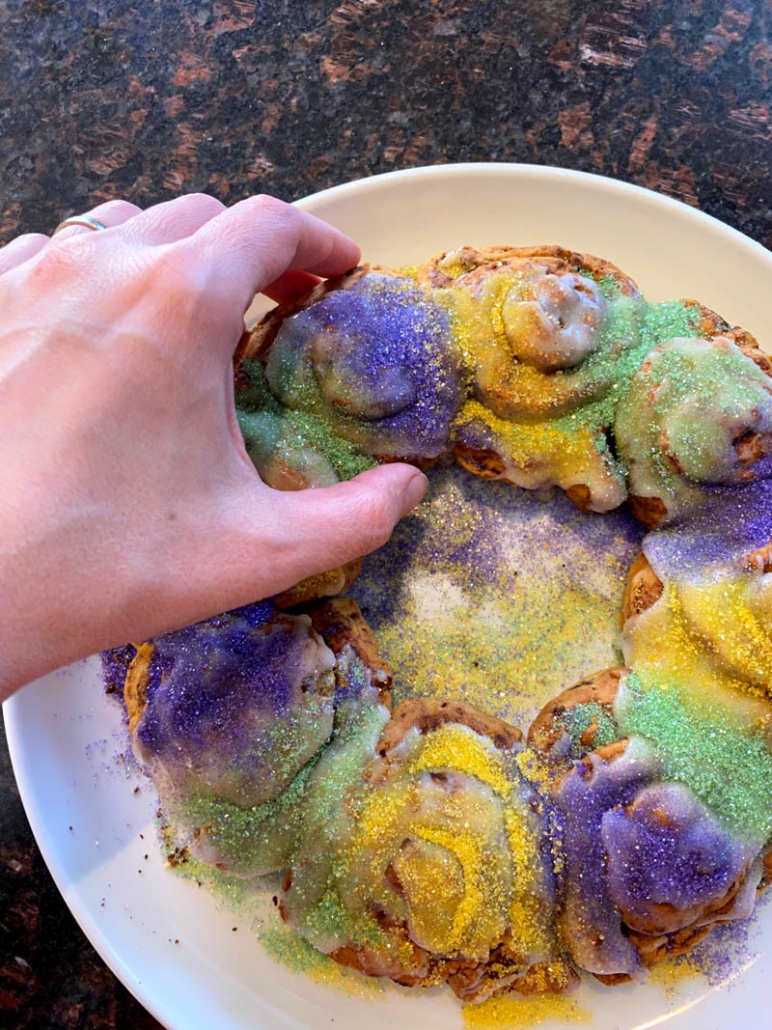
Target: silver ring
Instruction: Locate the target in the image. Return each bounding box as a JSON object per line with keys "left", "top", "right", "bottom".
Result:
{"left": 53, "top": 215, "right": 108, "bottom": 235}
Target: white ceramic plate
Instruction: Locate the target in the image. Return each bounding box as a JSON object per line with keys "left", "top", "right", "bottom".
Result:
{"left": 6, "top": 164, "right": 772, "bottom": 1030}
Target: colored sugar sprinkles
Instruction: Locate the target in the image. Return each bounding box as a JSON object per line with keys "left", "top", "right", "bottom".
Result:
{"left": 106, "top": 246, "right": 772, "bottom": 1021}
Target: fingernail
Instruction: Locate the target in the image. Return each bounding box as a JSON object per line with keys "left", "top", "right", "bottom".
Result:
{"left": 399, "top": 470, "right": 429, "bottom": 517}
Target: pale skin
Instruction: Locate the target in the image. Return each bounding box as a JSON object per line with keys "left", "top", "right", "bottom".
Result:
{"left": 0, "top": 193, "right": 428, "bottom": 701}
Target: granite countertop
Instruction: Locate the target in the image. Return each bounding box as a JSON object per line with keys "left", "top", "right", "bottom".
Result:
{"left": 2, "top": 1, "right": 772, "bottom": 1026}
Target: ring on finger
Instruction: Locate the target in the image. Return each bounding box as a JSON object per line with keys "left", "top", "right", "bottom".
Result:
{"left": 53, "top": 214, "right": 109, "bottom": 235}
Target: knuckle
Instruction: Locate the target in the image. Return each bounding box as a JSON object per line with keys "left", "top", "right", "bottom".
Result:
{"left": 29, "top": 236, "right": 84, "bottom": 286}
{"left": 150, "top": 250, "right": 203, "bottom": 303}
{"left": 243, "top": 194, "right": 292, "bottom": 222}
{"left": 4, "top": 232, "right": 48, "bottom": 250}
{"left": 97, "top": 198, "right": 141, "bottom": 221}
{"left": 178, "top": 192, "right": 225, "bottom": 216}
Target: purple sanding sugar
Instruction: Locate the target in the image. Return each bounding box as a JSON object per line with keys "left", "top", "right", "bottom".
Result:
{"left": 602, "top": 783, "right": 751, "bottom": 926}
{"left": 270, "top": 275, "right": 464, "bottom": 457}
{"left": 136, "top": 603, "right": 314, "bottom": 756}
{"left": 687, "top": 891, "right": 768, "bottom": 986}
{"left": 553, "top": 743, "right": 661, "bottom": 976}
{"left": 100, "top": 643, "right": 137, "bottom": 695}
{"left": 644, "top": 479, "right": 772, "bottom": 579}
{"left": 129, "top": 602, "right": 339, "bottom": 810}
{"left": 352, "top": 460, "right": 643, "bottom": 619}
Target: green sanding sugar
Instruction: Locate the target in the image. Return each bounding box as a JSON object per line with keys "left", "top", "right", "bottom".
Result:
{"left": 618, "top": 672, "right": 772, "bottom": 844}
{"left": 283, "top": 409, "right": 376, "bottom": 480}
{"left": 260, "top": 924, "right": 384, "bottom": 996}
{"left": 584, "top": 298, "right": 701, "bottom": 427}
{"left": 236, "top": 357, "right": 376, "bottom": 481}
{"left": 482, "top": 298, "right": 701, "bottom": 462}
{"left": 235, "top": 358, "right": 280, "bottom": 413}
{"left": 166, "top": 846, "right": 257, "bottom": 908}
{"left": 184, "top": 759, "right": 314, "bottom": 846}
{"left": 557, "top": 700, "right": 619, "bottom": 757}
{"left": 175, "top": 759, "right": 317, "bottom": 876}
{"left": 640, "top": 299, "right": 701, "bottom": 347}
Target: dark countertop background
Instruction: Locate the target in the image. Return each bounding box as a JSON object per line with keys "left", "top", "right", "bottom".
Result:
{"left": 1, "top": 0, "right": 771, "bottom": 1026}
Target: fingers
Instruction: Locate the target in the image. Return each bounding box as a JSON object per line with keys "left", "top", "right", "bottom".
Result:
{"left": 219, "top": 464, "right": 429, "bottom": 601}
{"left": 53, "top": 194, "right": 225, "bottom": 248}
{"left": 0, "top": 233, "right": 48, "bottom": 276}
{"left": 120, "top": 192, "right": 226, "bottom": 245}
{"left": 181, "top": 195, "right": 361, "bottom": 315}
{"left": 122, "top": 464, "right": 427, "bottom": 646}
{"left": 52, "top": 198, "right": 142, "bottom": 240}
{"left": 261, "top": 269, "right": 322, "bottom": 305}
{"left": 290, "top": 465, "right": 429, "bottom": 568}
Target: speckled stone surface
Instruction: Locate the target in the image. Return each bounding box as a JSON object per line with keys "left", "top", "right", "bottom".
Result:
{"left": 2, "top": 0, "right": 772, "bottom": 1026}
{"left": 2, "top": 0, "right": 772, "bottom": 245}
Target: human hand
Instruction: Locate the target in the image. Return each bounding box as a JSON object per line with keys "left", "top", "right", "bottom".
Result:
{"left": 0, "top": 195, "right": 428, "bottom": 699}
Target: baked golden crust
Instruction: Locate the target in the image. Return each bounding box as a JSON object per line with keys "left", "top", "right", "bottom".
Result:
{"left": 124, "top": 641, "right": 154, "bottom": 738}
{"left": 621, "top": 553, "right": 664, "bottom": 624}
{"left": 451, "top": 440, "right": 507, "bottom": 480}
{"left": 376, "top": 696, "right": 523, "bottom": 759}
{"left": 415, "top": 244, "right": 640, "bottom": 296}
{"left": 627, "top": 495, "right": 669, "bottom": 529}
{"left": 328, "top": 924, "right": 579, "bottom": 1001}
{"left": 681, "top": 300, "right": 771, "bottom": 372}
{"left": 742, "top": 542, "right": 772, "bottom": 573}
{"left": 306, "top": 595, "right": 393, "bottom": 703}
{"left": 527, "top": 667, "right": 624, "bottom": 757}
{"left": 623, "top": 545, "right": 772, "bottom": 620}
{"left": 328, "top": 911, "right": 433, "bottom": 987}
{"left": 758, "top": 846, "right": 772, "bottom": 893}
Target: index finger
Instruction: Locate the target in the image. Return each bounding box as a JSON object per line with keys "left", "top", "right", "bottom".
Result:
{"left": 179, "top": 194, "right": 361, "bottom": 314}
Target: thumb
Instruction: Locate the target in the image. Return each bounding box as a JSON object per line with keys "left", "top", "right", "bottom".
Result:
{"left": 269, "top": 463, "right": 429, "bottom": 582}
{"left": 150, "top": 464, "right": 428, "bottom": 637}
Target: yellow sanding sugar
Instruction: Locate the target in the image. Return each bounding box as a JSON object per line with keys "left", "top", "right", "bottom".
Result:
{"left": 626, "top": 579, "right": 768, "bottom": 701}
{"left": 677, "top": 574, "right": 772, "bottom": 692}
{"left": 350, "top": 462, "right": 638, "bottom": 725}
{"left": 648, "top": 952, "right": 703, "bottom": 996}
{"left": 457, "top": 399, "right": 604, "bottom": 473}
{"left": 515, "top": 748, "right": 555, "bottom": 795}
{"left": 504, "top": 810, "right": 551, "bottom": 956}
{"left": 415, "top": 825, "right": 485, "bottom": 950}
{"left": 356, "top": 779, "right": 406, "bottom": 844}
{"left": 463, "top": 993, "right": 590, "bottom": 1028}
{"left": 407, "top": 724, "right": 511, "bottom": 796}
